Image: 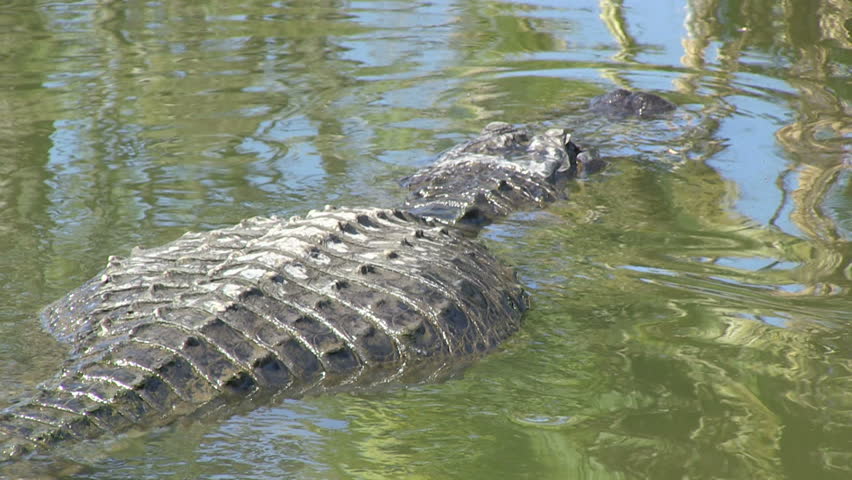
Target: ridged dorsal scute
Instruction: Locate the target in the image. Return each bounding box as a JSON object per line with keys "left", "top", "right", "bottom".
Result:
{"left": 4, "top": 207, "right": 525, "bottom": 461}
{"left": 402, "top": 124, "right": 581, "bottom": 227}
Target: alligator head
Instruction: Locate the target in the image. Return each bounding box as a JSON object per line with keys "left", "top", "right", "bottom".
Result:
{"left": 589, "top": 89, "right": 676, "bottom": 118}
{"left": 402, "top": 122, "right": 598, "bottom": 228}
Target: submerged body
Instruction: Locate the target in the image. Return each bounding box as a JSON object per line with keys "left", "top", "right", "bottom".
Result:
{"left": 0, "top": 122, "right": 585, "bottom": 462}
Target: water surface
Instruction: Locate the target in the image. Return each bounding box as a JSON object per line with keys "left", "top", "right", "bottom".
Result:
{"left": 0, "top": 0, "right": 849, "bottom": 478}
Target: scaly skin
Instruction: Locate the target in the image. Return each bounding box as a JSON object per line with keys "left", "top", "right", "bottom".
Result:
{"left": 589, "top": 88, "right": 676, "bottom": 118}
{"left": 403, "top": 122, "right": 583, "bottom": 226}
{"left": 0, "top": 119, "right": 609, "bottom": 463}
{"left": 1, "top": 207, "right": 526, "bottom": 461}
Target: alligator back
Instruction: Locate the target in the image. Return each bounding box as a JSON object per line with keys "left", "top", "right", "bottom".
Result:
{"left": 1, "top": 207, "right": 525, "bottom": 460}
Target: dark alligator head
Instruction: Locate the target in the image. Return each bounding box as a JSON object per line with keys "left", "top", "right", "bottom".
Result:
{"left": 589, "top": 89, "right": 676, "bottom": 118}
{"left": 402, "top": 122, "right": 600, "bottom": 228}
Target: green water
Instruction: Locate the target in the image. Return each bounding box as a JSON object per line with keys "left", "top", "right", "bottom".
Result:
{"left": 0, "top": 0, "right": 849, "bottom": 478}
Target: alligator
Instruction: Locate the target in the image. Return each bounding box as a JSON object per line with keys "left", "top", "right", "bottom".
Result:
{"left": 0, "top": 88, "right": 674, "bottom": 464}
{"left": 0, "top": 122, "right": 592, "bottom": 463}
{"left": 589, "top": 88, "right": 676, "bottom": 118}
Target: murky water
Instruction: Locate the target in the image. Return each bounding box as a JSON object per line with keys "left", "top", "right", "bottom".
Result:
{"left": 0, "top": 0, "right": 849, "bottom": 478}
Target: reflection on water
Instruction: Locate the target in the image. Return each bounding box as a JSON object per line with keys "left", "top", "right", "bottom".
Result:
{"left": 0, "top": 0, "right": 849, "bottom": 478}
{"left": 482, "top": 162, "right": 851, "bottom": 478}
